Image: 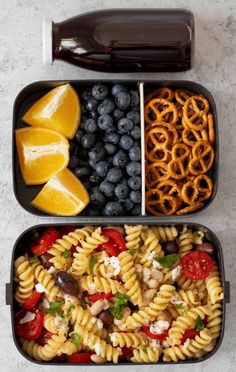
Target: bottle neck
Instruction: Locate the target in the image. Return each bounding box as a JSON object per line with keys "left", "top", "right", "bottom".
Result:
{"left": 52, "top": 23, "right": 61, "bottom": 60}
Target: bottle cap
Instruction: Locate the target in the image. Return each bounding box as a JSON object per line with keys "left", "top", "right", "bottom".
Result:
{"left": 42, "top": 18, "right": 53, "bottom": 64}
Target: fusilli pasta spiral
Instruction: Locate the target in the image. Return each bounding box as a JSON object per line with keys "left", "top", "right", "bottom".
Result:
{"left": 14, "top": 256, "right": 34, "bottom": 304}
{"left": 131, "top": 347, "right": 160, "bottom": 363}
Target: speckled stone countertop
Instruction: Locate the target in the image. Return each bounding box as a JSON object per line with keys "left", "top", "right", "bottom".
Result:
{"left": 0, "top": 0, "right": 235, "bottom": 371}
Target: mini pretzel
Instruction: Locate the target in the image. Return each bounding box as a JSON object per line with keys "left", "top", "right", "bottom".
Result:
{"left": 146, "top": 122, "right": 179, "bottom": 147}
{"left": 181, "top": 175, "right": 213, "bottom": 205}
{"left": 146, "top": 162, "right": 169, "bottom": 188}
{"left": 175, "top": 89, "right": 194, "bottom": 106}
{"left": 189, "top": 141, "right": 214, "bottom": 175}
{"left": 183, "top": 95, "right": 209, "bottom": 131}
{"left": 145, "top": 126, "right": 171, "bottom": 162}
{"left": 145, "top": 87, "right": 175, "bottom": 104}
{"left": 144, "top": 98, "right": 178, "bottom": 125}
{"left": 167, "top": 143, "right": 191, "bottom": 180}
{"left": 146, "top": 189, "right": 179, "bottom": 216}
{"left": 156, "top": 179, "right": 181, "bottom": 197}
{"left": 182, "top": 127, "right": 209, "bottom": 147}
{"left": 207, "top": 113, "right": 215, "bottom": 144}
{"left": 176, "top": 201, "right": 204, "bottom": 215}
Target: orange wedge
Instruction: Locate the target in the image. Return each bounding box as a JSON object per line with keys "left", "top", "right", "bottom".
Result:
{"left": 31, "top": 168, "right": 89, "bottom": 216}
{"left": 15, "top": 127, "right": 69, "bottom": 185}
{"left": 22, "top": 84, "right": 80, "bottom": 139}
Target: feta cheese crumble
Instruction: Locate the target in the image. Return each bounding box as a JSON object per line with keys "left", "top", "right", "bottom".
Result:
{"left": 19, "top": 311, "right": 36, "bottom": 324}
{"left": 47, "top": 266, "right": 56, "bottom": 275}
{"left": 94, "top": 343, "right": 104, "bottom": 356}
{"left": 104, "top": 256, "right": 120, "bottom": 276}
{"left": 150, "top": 320, "right": 169, "bottom": 335}
{"left": 35, "top": 283, "right": 48, "bottom": 294}
{"left": 171, "top": 265, "right": 181, "bottom": 281}
{"left": 183, "top": 338, "right": 190, "bottom": 349}
{"left": 42, "top": 298, "right": 50, "bottom": 309}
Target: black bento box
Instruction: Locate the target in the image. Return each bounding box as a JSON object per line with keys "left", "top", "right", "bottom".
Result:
{"left": 12, "top": 80, "right": 219, "bottom": 220}
{"left": 6, "top": 221, "right": 229, "bottom": 365}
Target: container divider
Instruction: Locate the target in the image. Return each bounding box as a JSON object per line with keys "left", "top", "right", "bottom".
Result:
{"left": 139, "top": 81, "right": 145, "bottom": 216}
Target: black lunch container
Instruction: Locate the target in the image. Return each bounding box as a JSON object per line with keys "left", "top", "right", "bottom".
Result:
{"left": 6, "top": 221, "right": 230, "bottom": 365}
{"left": 12, "top": 79, "right": 218, "bottom": 220}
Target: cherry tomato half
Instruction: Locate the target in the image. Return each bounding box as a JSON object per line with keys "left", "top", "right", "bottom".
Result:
{"left": 102, "top": 228, "right": 126, "bottom": 252}
{"left": 87, "top": 292, "right": 113, "bottom": 302}
{"left": 181, "top": 329, "right": 199, "bottom": 344}
{"left": 180, "top": 250, "right": 213, "bottom": 280}
{"left": 15, "top": 309, "right": 44, "bottom": 340}
{"left": 31, "top": 228, "right": 60, "bottom": 256}
{"left": 23, "top": 290, "right": 41, "bottom": 310}
{"left": 141, "top": 326, "right": 169, "bottom": 341}
{"left": 99, "top": 240, "right": 120, "bottom": 257}
{"left": 67, "top": 352, "right": 92, "bottom": 363}
{"left": 36, "top": 329, "right": 54, "bottom": 346}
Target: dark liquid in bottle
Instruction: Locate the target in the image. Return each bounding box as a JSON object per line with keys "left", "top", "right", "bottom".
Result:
{"left": 53, "top": 9, "right": 194, "bottom": 72}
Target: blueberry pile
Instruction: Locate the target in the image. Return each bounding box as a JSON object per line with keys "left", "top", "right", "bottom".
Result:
{"left": 69, "top": 83, "right": 142, "bottom": 216}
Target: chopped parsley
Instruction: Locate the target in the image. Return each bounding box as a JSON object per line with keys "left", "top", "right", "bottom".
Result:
{"left": 80, "top": 294, "right": 87, "bottom": 310}
{"left": 110, "top": 293, "right": 130, "bottom": 320}
{"left": 45, "top": 300, "right": 64, "bottom": 318}
{"left": 66, "top": 304, "right": 75, "bottom": 317}
{"left": 141, "top": 347, "right": 147, "bottom": 353}
{"left": 30, "top": 255, "right": 40, "bottom": 265}
{"left": 61, "top": 250, "right": 72, "bottom": 258}
{"left": 154, "top": 254, "right": 180, "bottom": 269}
{"left": 127, "top": 247, "right": 140, "bottom": 254}
{"left": 174, "top": 304, "right": 184, "bottom": 310}
{"left": 194, "top": 316, "right": 204, "bottom": 331}
{"left": 89, "top": 255, "right": 97, "bottom": 274}
{"left": 70, "top": 332, "right": 81, "bottom": 347}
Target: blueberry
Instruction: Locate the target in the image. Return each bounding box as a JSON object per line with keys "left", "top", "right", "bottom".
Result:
{"left": 95, "top": 161, "right": 110, "bottom": 177}
{"left": 128, "top": 176, "right": 141, "bottom": 190}
{"left": 131, "top": 125, "right": 141, "bottom": 140}
{"left": 114, "top": 91, "right": 131, "bottom": 110}
{"left": 74, "top": 166, "right": 91, "bottom": 178}
{"left": 104, "top": 143, "right": 118, "bottom": 155}
{"left": 127, "top": 111, "right": 140, "bottom": 125}
{"left": 81, "top": 133, "right": 96, "bottom": 149}
{"left": 68, "top": 155, "right": 79, "bottom": 169}
{"left": 113, "top": 109, "right": 125, "bottom": 121}
{"left": 84, "top": 118, "right": 97, "bottom": 133}
{"left": 88, "top": 110, "right": 99, "bottom": 120}
{"left": 85, "top": 97, "right": 99, "bottom": 111}
{"left": 126, "top": 162, "right": 141, "bottom": 176}
{"left": 117, "top": 117, "right": 133, "bottom": 134}
{"left": 131, "top": 204, "right": 141, "bottom": 215}
{"left": 106, "top": 125, "right": 116, "bottom": 134}
{"left": 89, "top": 159, "right": 97, "bottom": 170}
{"left": 98, "top": 98, "right": 115, "bottom": 115}
{"left": 104, "top": 202, "right": 124, "bottom": 216}
{"left": 122, "top": 199, "right": 134, "bottom": 212}
{"left": 79, "top": 118, "right": 87, "bottom": 130}
{"left": 81, "top": 88, "right": 92, "bottom": 101}
{"left": 69, "top": 141, "right": 76, "bottom": 153}
{"left": 91, "top": 84, "right": 109, "bottom": 100}
{"left": 129, "top": 145, "right": 141, "bottom": 161}
{"left": 113, "top": 151, "right": 129, "bottom": 168}
{"left": 120, "top": 135, "right": 134, "bottom": 150}
{"left": 130, "top": 190, "right": 141, "bottom": 204}
{"left": 107, "top": 168, "right": 123, "bottom": 183}
{"left": 78, "top": 159, "right": 88, "bottom": 168}
{"left": 74, "top": 129, "right": 84, "bottom": 143}
{"left": 111, "top": 84, "right": 127, "bottom": 96}
{"left": 105, "top": 132, "right": 120, "bottom": 145}
{"left": 90, "top": 190, "right": 106, "bottom": 206}
{"left": 129, "top": 91, "right": 140, "bottom": 107}
{"left": 100, "top": 180, "right": 115, "bottom": 198}
{"left": 88, "top": 145, "right": 105, "bottom": 162}
{"left": 89, "top": 172, "right": 102, "bottom": 185}
{"left": 82, "top": 179, "right": 91, "bottom": 191}
{"left": 98, "top": 114, "right": 114, "bottom": 131}
{"left": 115, "top": 183, "right": 129, "bottom": 199}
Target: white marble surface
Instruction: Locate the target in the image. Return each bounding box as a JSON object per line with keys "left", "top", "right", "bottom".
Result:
{"left": 0, "top": 0, "right": 235, "bottom": 371}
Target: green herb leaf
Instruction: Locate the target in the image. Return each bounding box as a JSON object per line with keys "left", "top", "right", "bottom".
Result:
{"left": 66, "top": 304, "right": 75, "bottom": 317}
{"left": 89, "top": 255, "right": 97, "bottom": 274}
{"left": 106, "top": 336, "right": 112, "bottom": 344}
{"left": 110, "top": 293, "right": 130, "bottom": 320}
{"left": 70, "top": 332, "right": 81, "bottom": 347}
{"left": 141, "top": 347, "right": 147, "bottom": 353}
{"left": 30, "top": 255, "right": 40, "bottom": 265}
{"left": 205, "top": 232, "right": 214, "bottom": 242}
{"left": 154, "top": 254, "right": 180, "bottom": 269}
{"left": 174, "top": 304, "right": 184, "bottom": 310}
{"left": 45, "top": 300, "right": 64, "bottom": 318}
{"left": 128, "top": 247, "right": 139, "bottom": 254}
{"left": 194, "top": 316, "right": 204, "bottom": 331}
{"left": 80, "top": 294, "right": 87, "bottom": 310}
{"left": 61, "top": 250, "right": 72, "bottom": 258}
